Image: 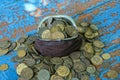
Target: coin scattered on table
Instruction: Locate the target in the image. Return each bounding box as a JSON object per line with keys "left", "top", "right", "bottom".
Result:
{"left": 107, "top": 70, "right": 118, "bottom": 79}
{"left": 70, "top": 51, "right": 81, "bottom": 59}
{"left": 0, "top": 18, "right": 114, "bottom": 79}
{"left": 0, "top": 40, "right": 11, "bottom": 49}
{"left": 17, "top": 77, "right": 27, "bottom": 80}
{"left": 84, "top": 42, "right": 94, "bottom": 54}
{"left": 23, "top": 58, "right": 35, "bottom": 66}
{"left": 93, "top": 40, "right": 104, "bottom": 48}
{"left": 14, "top": 42, "right": 20, "bottom": 50}
{"left": 77, "top": 26, "right": 86, "bottom": 33}
{"left": 17, "top": 49, "right": 26, "bottom": 58}
{"left": 20, "top": 67, "right": 34, "bottom": 80}
{"left": 71, "top": 77, "right": 79, "bottom": 80}
{"left": 17, "top": 37, "right": 26, "bottom": 44}
{"left": 81, "top": 58, "right": 91, "bottom": 66}
{"left": 86, "top": 65, "right": 96, "bottom": 74}
{"left": 74, "top": 61, "right": 86, "bottom": 72}
{"left": 91, "top": 55, "right": 103, "bottom": 65}
{"left": 11, "top": 55, "right": 25, "bottom": 63}
{"left": 0, "top": 64, "right": 9, "bottom": 71}
{"left": 102, "top": 53, "right": 111, "bottom": 60}
{"left": 0, "top": 48, "right": 9, "bottom": 56}
{"left": 8, "top": 42, "right": 17, "bottom": 51}
{"left": 90, "top": 71, "right": 100, "bottom": 78}
{"left": 101, "top": 62, "right": 111, "bottom": 69}
{"left": 16, "top": 63, "right": 28, "bottom": 75}
{"left": 80, "top": 22, "right": 89, "bottom": 27}
{"left": 90, "top": 24, "right": 98, "bottom": 31}
{"left": 50, "top": 57, "right": 63, "bottom": 65}
{"left": 25, "top": 35, "right": 38, "bottom": 44}
{"left": 50, "top": 74, "right": 64, "bottom": 80}
{"left": 84, "top": 28, "right": 94, "bottom": 39}
{"left": 81, "top": 75, "right": 90, "bottom": 80}
{"left": 56, "top": 66, "right": 70, "bottom": 77}
{"left": 37, "top": 69, "right": 50, "bottom": 80}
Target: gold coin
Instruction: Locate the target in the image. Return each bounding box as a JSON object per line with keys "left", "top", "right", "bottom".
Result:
{"left": 80, "top": 22, "right": 89, "bottom": 27}
{"left": 65, "top": 26, "right": 78, "bottom": 37}
{"left": 50, "top": 26, "right": 62, "bottom": 33}
{"left": 50, "top": 57, "right": 63, "bottom": 65}
{"left": 77, "top": 26, "right": 86, "bottom": 33}
{"left": 93, "top": 40, "right": 104, "bottom": 48}
{"left": 93, "top": 32, "right": 99, "bottom": 37}
{"left": 58, "top": 24, "right": 65, "bottom": 31}
{"left": 0, "top": 48, "right": 9, "bottom": 56}
{"left": 51, "top": 31, "right": 65, "bottom": 40}
{"left": 84, "top": 43, "right": 94, "bottom": 54}
{"left": 107, "top": 70, "right": 118, "bottom": 78}
{"left": 17, "top": 37, "right": 26, "bottom": 44}
{"left": 39, "top": 27, "right": 49, "bottom": 38}
{"left": 94, "top": 47, "right": 102, "bottom": 52}
{"left": 21, "top": 67, "right": 34, "bottom": 80}
{"left": 8, "top": 42, "right": 17, "bottom": 51}
{"left": 41, "top": 30, "right": 51, "bottom": 40}
{"left": 84, "top": 28, "right": 94, "bottom": 39}
{"left": 16, "top": 63, "right": 28, "bottom": 75}
{"left": 74, "top": 62, "right": 86, "bottom": 72}
{"left": 56, "top": 66, "right": 70, "bottom": 77}
{"left": 95, "top": 51, "right": 103, "bottom": 55}
{"left": 81, "top": 75, "right": 90, "bottom": 80}
{"left": 90, "top": 24, "right": 98, "bottom": 31}
{"left": 0, "top": 64, "right": 9, "bottom": 71}
{"left": 52, "top": 20, "right": 65, "bottom": 32}
{"left": 50, "top": 75, "right": 64, "bottom": 80}
{"left": 91, "top": 55, "right": 103, "bottom": 65}
{"left": 17, "top": 49, "right": 26, "bottom": 58}
{"left": 70, "top": 51, "right": 81, "bottom": 59}
{"left": 0, "top": 40, "right": 11, "bottom": 49}
{"left": 14, "top": 42, "right": 20, "bottom": 50}
{"left": 86, "top": 65, "right": 96, "bottom": 74}
{"left": 102, "top": 53, "right": 111, "bottom": 60}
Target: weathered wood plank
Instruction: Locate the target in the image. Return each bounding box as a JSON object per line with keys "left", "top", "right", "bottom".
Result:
{"left": 0, "top": 0, "right": 110, "bottom": 41}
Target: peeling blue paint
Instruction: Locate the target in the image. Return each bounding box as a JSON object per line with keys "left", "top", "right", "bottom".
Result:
{"left": 103, "top": 44, "right": 120, "bottom": 53}
{"left": 0, "top": 51, "right": 18, "bottom": 80}
{"left": 92, "top": 2, "right": 120, "bottom": 28}
{"left": 106, "top": 26, "right": 115, "bottom": 32}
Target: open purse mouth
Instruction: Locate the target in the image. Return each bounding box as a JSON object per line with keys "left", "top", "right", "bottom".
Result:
{"left": 36, "top": 34, "right": 79, "bottom": 41}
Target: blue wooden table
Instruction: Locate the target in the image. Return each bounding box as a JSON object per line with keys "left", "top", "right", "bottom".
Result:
{"left": 0, "top": 0, "right": 120, "bottom": 80}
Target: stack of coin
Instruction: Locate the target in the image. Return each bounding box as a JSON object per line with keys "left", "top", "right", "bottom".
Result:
{"left": 0, "top": 21, "right": 116, "bottom": 80}
{"left": 38, "top": 18, "right": 78, "bottom": 40}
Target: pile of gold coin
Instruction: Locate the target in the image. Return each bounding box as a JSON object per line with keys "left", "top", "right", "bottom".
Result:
{"left": 38, "top": 19, "right": 78, "bottom": 40}
{"left": 0, "top": 21, "right": 118, "bottom": 80}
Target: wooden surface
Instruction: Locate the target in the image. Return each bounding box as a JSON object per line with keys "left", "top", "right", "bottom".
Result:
{"left": 0, "top": 0, "right": 120, "bottom": 80}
